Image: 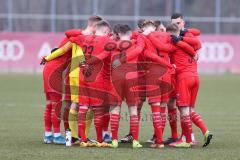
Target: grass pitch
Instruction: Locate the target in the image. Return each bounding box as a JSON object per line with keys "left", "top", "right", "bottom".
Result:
{"left": 0, "top": 74, "right": 240, "bottom": 160}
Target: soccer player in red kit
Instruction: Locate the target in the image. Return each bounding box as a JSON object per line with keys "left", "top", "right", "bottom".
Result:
{"left": 70, "top": 20, "right": 112, "bottom": 147}
{"left": 171, "top": 13, "right": 213, "bottom": 147}
{"left": 120, "top": 20, "right": 171, "bottom": 144}
{"left": 115, "top": 21, "right": 176, "bottom": 148}
{"left": 148, "top": 19, "right": 202, "bottom": 145}
{"left": 42, "top": 46, "right": 70, "bottom": 144}
{"left": 141, "top": 20, "right": 198, "bottom": 148}
{"left": 65, "top": 17, "right": 111, "bottom": 143}
{"left": 149, "top": 24, "right": 197, "bottom": 148}
{"left": 142, "top": 20, "right": 178, "bottom": 145}
{"left": 108, "top": 24, "right": 146, "bottom": 148}
{"left": 119, "top": 20, "right": 146, "bottom": 143}
{"left": 64, "top": 16, "right": 103, "bottom": 144}
{"left": 41, "top": 15, "right": 103, "bottom": 145}
{"left": 154, "top": 20, "right": 179, "bottom": 145}
{"left": 90, "top": 23, "right": 172, "bottom": 148}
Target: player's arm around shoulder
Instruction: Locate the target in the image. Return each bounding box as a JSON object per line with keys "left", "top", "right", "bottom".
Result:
{"left": 44, "top": 41, "right": 72, "bottom": 62}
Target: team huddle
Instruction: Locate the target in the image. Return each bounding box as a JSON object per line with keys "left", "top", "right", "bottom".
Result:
{"left": 41, "top": 13, "right": 213, "bottom": 148}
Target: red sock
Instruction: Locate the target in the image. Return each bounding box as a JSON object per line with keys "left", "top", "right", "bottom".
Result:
{"left": 180, "top": 121, "right": 193, "bottom": 141}
{"left": 103, "top": 106, "right": 110, "bottom": 132}
{"left": 151, "top": 105, "right": 163, "bottom": 144}
{"left": 130, "top": 115, "right": 139, "bottom": 140}
{"left": 63, "top": 107, "right": 70, "bottom": 131}
{"left": 78, "top": 106, "right": 88, "bottom": 142}
{"left": 110, "top": 113, "right": 120, "bottom": 140}
{"left": 128, "top": 105, "right": 142, "bottom": 135}
{"left": 44, "top": 103, "right": 52, "bottom": 132}
{"left": 180, "top": 115, "right": 192, "bottom": 143}
{"left": 51, "top": 102, "right": 61, "bottom": 133}
{"left": 92, "top": 107, "right": 104, "bottom": 142}
{"left": 168, "top": 108, "right": 178, "bottom": 139}
{"left": 160, "top": 106, "right": 166, "bottom": 134}
{"left": 191, "top": 111, "right": 207, "bottom": 134}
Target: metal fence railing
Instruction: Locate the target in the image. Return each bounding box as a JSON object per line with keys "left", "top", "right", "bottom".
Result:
{"left": 0, "top": 0, "right": 239, "bottom": 34}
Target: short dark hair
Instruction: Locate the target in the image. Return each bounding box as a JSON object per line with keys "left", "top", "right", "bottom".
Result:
{"left": 171, "top": 13, "right": 183, "bottom": 19}
{"left": 166, "top": 24, "right": 179, "bottom": 33}
{"left": 137, "top": 19, "right": 147, "bottom": 29}
{"left": 113, "top": 24, "right": 121, "bottom": 35}
{"left": 88, "top": 15, "right": 103, "bottom": 23}
{"left": 115, "top": 24, "right": 131, "bottom": 34}
{"left": 154, "top": 20, "right": 162, "bottom": 28}
{"left": 140, "top": 20, "right": 156, "bottom": 28}
{"left": 96, "top": 20, "right": 111, "bottom": 30}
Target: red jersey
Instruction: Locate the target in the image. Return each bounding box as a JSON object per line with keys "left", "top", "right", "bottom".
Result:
{"left": 148, "top": 33, "right": 197, "bottom": 76}
{"left": 147, "top": 31, "right": 171, "bottom": 63}
{"left": 187, "top": 28, "right": 201, "bottom": 36}
{"left": 45, "top": 29, "right": 83, "bottom": 70}
{"left": 171, "top": 47, "right": 198, "bottom": 76}
{"left": 114, "top": 33, "right": 172, "bottom": 68}
{"left": 140, "top": 34, "right": 173, "bottom": 68}
{"left": 44, "top": 38, "right": 71, "bottom": 70}
{"left": 72, "top": 35, "right": 112, "bottom": 81}
{"left": 112, "top": 36, "right": 145, "bottom": 64}
{"left": 182, "top": 28, "right": 201, "bottom": 51}
{"left": 65, "top": 29, "right": 83, "bottom": 39}
{"left": 43, "top": 30, "right": 83, "bottom": 93}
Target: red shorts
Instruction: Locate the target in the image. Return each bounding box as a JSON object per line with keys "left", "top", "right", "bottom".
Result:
{"left": 111, "top": 67, "right": 142, "bottom": 106}
{"left": 45, "top": 92, "right": 62, "bottom": 102}
{"left": 78, "top": 79, "right": 107, "bottom": 106}
{"left": 147, "top": 73, "right": 173, "bottom": 104}
{"left": 169, "top": 75, "right": 177, "bottom": 99}
{"left": 43, "top": 66, "right": 54, "bottom": 93}
{"left": 176, "top": 76, "right": 199, "bottom": 107}
{"left": 43, "top": 66, "right": 63, "bottom": 94}
{"left": 103, "top": 80, "right": 122, "bottom": 106}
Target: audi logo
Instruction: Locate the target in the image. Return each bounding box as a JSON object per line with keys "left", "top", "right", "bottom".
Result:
{"left": 199, "top": 42, "right": 234, "bottom": 63}
{"left": 0, "top": 40, "right": 24, "bottom": 61}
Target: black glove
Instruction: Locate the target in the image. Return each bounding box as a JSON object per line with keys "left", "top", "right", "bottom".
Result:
{"left": 40, "top": 57, "right": 47, "bottom": 65}
{"left": 180, "top": 28, "right": 188, "bottom": 36}
{"left": 171, "top": 35, "right": 181, "bottom": 44}
{"left": 51, "top": 48, "right": 59, "bottom": 53}
{"left": 179, "top": 36, "right": 183, "bottom": 41}
{"left": 112, "top": 59, "right": 122, "bottom": 69}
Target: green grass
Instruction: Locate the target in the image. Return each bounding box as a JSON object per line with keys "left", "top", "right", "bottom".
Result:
{"left": 0, "top": 74, "right": 240, "bottom": 160}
